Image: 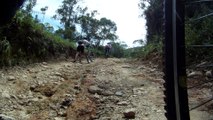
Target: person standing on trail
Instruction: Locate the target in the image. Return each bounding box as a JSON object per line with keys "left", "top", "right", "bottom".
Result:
{"left": 73, "top": 38, "right": 92, "bottom": 63}
{"left": 104, "top": 42, "right": 112, "bottom": 58}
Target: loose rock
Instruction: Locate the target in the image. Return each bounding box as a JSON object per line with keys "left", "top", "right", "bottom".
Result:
{"left": 123, "top": 108, "right": 136, "bottom": 119}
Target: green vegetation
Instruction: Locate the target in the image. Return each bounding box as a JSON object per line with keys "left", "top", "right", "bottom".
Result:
{"left": 2, "top": 0, "right": 212, "bottom": 67}
{"left": 0, "top": 10, "right": 75, "bottom": 66}
{"left": 134, "top": 0, "right": 213, "bottom": 65}
{"left": 122, "top": 0, "right": 164, "bottom": 60}
{"left": 0, "top": 0, "right": 120, "bottom": 67}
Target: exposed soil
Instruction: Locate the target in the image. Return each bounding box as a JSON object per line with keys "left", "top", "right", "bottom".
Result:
{"left": 0, "top": 58, "right": 212, "bottom": 120}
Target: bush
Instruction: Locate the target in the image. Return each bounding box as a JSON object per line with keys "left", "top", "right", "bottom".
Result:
{"left": 0, "top": 10, "right": 75, "bottom": 67}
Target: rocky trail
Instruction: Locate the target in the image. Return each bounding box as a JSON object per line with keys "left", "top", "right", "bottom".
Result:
{"left": 0, "top": 58, "right": 212, "bottom": 120}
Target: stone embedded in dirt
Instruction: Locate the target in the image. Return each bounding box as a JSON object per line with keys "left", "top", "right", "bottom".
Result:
{"left": 85, "top": 69, "right": 91, "bottom": 73}
{"left": 22, "top": 75, "right": 27, "bottom": 78}
{"left": 54, "top": 117, "right": 64, "bottom": 120}
{"left": 61, "top": 97, "right": 73, "bottom": 107}
{"left": 117, "top": 101, "right": 128, "bottom": 106}
{"left": 57, "top": 109, "right": 67, "bottom": 117}
{"left": 88, "top": 85, "right": 102, "bottom": 94}
{"left": 205, "top": 70, "right": 212, "bottom": 78}
{"left": 31, "top": 75, "right": 37, "bottom": 78}
{"left": 101, "top": 117, "right": 111, "bottom": 120}
{"left": 122, "top": 65, "right": 131, "bottom": 68}
{"left": 123, "top": 108, "right": 136, "bottom": 119}
{"left": 1, "top": 91, "right": 10, "bottom": 99}
{"left": 7, "top": 76, "right": 16, "bottom": 81}
{"left": 54, "top": 72, "right": 63, "bottom": 77}
{"left": 93, "top": 93, "right": 100, "bottom": 99}
{"left": 42, "top": 62, "right": 48, "bottom": 65}
{"left": 30, "top": 84, "right": 38, "bottom": 91}
{"left": 74, "top": 85, "right": 81, "bottom": 90}
{"left": 187, "top": 71, "right": 203, "bottom": 77}
{"left": 115, "top": 91, "right": 123, "bottom": 96}
{"left": 133, "top": 87, "right": 145, "bottom": 95}
{"left": 100, "top": 91, "right": 114, "bottom": 96}
{"left": 0, "top": 114, "right": 15, "bottom": 120}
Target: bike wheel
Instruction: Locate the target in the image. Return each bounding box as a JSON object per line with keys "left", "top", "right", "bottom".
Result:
{"left": 163, "top": 0, "right": 190, "bottom": 119}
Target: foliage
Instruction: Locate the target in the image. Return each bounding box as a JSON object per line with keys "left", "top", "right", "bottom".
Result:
{"left": 54, "top": 0, "right": 118, "bottom": 46}
{"left": 185, "top": 0, "right": 213, "bottom": 64}
{"left": 137, "top": 0, "right": 213, "bottom": 64}
{"left": 128, "top": 42, "right": 162, "bottom": 58}
{"left": 54, "top": 0, "right": 81, "bottom": 40}
{"left": 110, "top": 42, "right": 127, "bottom": 58}
{"left": 77, "top": 11, "right": 100, "bottom": 40}
{"left": 133, "top": 0, "right": 164, "bottom": 60}
{"left": 67, "top": 10, "right": 118, "bottom": 47}
{"left": 24, "top": 0, "right": 37, "bottom": 14}
{"left": 0, "top": 10, "right": 75, "bottom": 67}
{"left": 0, "top": 37, "right": 12, "bottom": 66}
{"left": 78, "top": 15, "right": 118, "bottom": 47}
{"left": 96, "top": 18, "right": 117, "bottom": 44}
{"left": 138, "top": 0, "right": 163, "bottom": 44}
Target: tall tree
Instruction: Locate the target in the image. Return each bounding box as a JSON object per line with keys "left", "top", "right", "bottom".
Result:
{"left": 78, "top": 12, "right": 118, "bottom": 46}
{"left": 138, "top": 0, "right": 163, "bottom": 44}
{"left": 97, "top": 18, "right": 117, "bottom": 45}
{"left": 54, "top": 0, "right": 80, "bottom": 40}
{"left": 24, "top": 0, "right": 37, "bottom": 15}
{"left": 77, "top": 10, "right": 99, "bottom": 39}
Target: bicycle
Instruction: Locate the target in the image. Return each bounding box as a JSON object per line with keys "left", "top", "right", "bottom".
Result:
{"left": 163, "top": 0, "right": 190, "bottom": 119}
{"left": 85, "top": 45, "right": 96, "bottom": 63}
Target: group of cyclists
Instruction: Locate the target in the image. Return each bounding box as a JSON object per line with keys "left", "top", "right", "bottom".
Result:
{"left": 73, "top": 37, "right": 112, "bottom": 64}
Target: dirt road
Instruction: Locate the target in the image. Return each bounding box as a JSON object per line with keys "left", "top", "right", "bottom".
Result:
{"left": 0, "top": 58, "right": 212, "bottom": 120}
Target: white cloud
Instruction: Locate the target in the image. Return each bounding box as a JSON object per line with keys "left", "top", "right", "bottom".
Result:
{"left": 34, "top": 0, "right": 146, "bottom": 47}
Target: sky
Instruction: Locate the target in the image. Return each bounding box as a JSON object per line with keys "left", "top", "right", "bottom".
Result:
{"left": 33, "top": 0, "right": 146, "bottom": 48}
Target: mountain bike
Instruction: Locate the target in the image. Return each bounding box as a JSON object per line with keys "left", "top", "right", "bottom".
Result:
{"left": 86, "top": 50, "right": 95, "bottom": 63}
{"left": 164, "top": 0, "right": 213, "bottom": 118}
{"left": 163, "top": 0, "right": 190, "bottom": 119}
{"left": 85, "top": 45, "right": 96, "bottom": 63}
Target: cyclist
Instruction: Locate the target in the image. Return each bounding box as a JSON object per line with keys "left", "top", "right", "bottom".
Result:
{"left": 73, "top": 38, "right": 93, "bottom": 63}
{"left": 73, "top": 40, "right": 84, "bottom": 63}
{"left": 104, "top": 42, "right": 112, "bottom": 58}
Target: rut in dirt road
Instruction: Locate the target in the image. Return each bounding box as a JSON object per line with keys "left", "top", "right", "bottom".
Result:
{"left": 87, "top": 58, "right": 166, "bottom": 120}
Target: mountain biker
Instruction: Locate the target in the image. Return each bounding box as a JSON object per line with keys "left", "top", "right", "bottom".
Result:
{"left": 73, "top": 40, "right": 84, "bottom": 63}
{"left": 104, "top": 42, "right": 112, "bottom": 58}
{"left": 73, "top": 38, "right": 93, "bottom": 63}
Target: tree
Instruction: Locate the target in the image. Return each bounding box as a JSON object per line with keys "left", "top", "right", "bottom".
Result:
{"left": 111, "top": 41, "right": 127, "bottom": 58}
{"left": 133, "top": 39, "right": 144, "bottom": 45}
{"left": 96, "top": 18, "right": 117, "bottom": 45}
{"left": 54, "top": 0, "right": 81, "bottom": 40}
{"left": 40, "top": 6, "right": 48, "bottom": 22}
{"left": 184, "top": 0, "right": 213, "bottom": 63}
{"left": 77, "top": 10, "right": 99, "bottom": 39}
{"left": 77, "top": 11, "right": 118, "bottom": 47}
{"left": 138, "top": 0, "right": 163, "bottom": 44}
{"left": 24, "top": 0, "right": 37, "bottom": 15}
{"left": 44, "top": 23, "right": 54, "bottom": 33}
